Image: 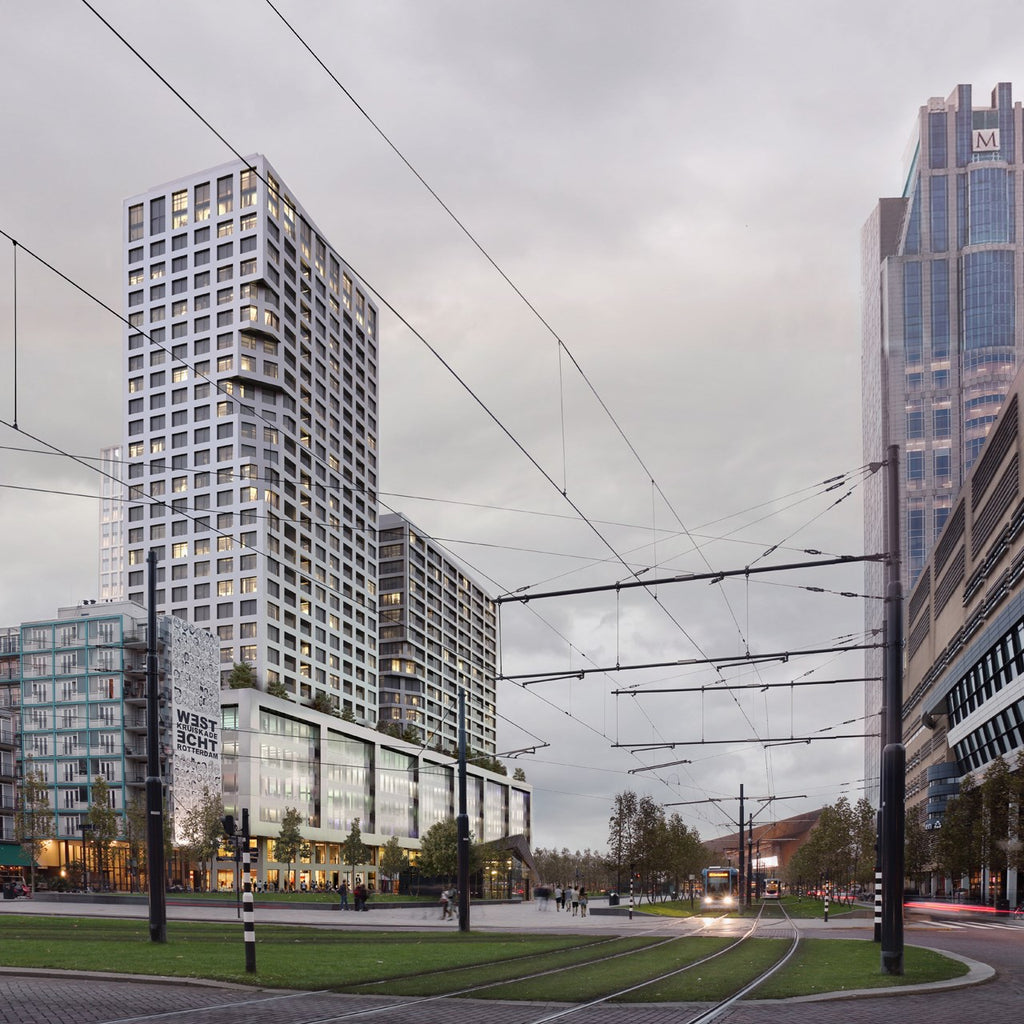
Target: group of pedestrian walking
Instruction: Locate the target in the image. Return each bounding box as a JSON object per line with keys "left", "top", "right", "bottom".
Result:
{"left": 337, "top": 879, "right": 370, "bottom": 911}
{"left": 550, "top": 883, "right": 588, "bottom": 916}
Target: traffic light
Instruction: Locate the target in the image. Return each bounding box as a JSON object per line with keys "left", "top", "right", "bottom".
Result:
{"left": 222, "top": 814, "right": 236, "bottom": 837}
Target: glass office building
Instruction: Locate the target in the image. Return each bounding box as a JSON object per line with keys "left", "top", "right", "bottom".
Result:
{"left": 862, "top": 83, "right": 1024, "bottom": 800}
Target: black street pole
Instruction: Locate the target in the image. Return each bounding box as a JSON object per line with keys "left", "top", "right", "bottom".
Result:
{"left": 457, "top": 688, "right": 470, "bottom": 932}
{"left": 747, "top": 814, "right": 754, "bottom": 904}
{"left": 880, "top": 444, "right": 905, "bottom": 975}
{"left": 737, "top": 784, "right": 745, "bottom": 909}
{"left": 145, "top": 549, "right": 167, "bottom": 943}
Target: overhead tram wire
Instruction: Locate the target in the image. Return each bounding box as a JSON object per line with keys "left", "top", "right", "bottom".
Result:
{"left": 96, "top": 1, "right": 875, "bottom": 808}
{"left": 73, "top": 2, "right": 829, "bottom": 813}
{"left": 257, "top": 0, "right": 825, "bottom": 782}
{"left": 500, "top": 641, "right": 885, "bottom": 685}
{"left": 75, "top": 3, "right": 691, "bottom": 639}
{"left": 1, "top": 441, "right": 872, "bottom": 576}
{"left": 611, "top": 676, "right": 881, "bottom": 696}
{"left": 494, "top": 553, "right": 887, "bottom": 605}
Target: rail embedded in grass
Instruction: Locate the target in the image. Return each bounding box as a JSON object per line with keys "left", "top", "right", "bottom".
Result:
{"left": 0, "top": 916, "right": 972, "bottom": 1001}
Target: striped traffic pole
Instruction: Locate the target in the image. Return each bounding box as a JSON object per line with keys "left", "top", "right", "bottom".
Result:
{"left": 874, "top": 869, "right": 882, "bottom": 942}
{"left": 242, "top": 809, "right": 256, "bottom": 974}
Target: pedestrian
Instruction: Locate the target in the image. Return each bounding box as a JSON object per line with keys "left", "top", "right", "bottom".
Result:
{"left": 339, "top": 879, "right": 349, "bottom": 911}
{"left": 571, "top": 886, "right": 580, "bottom": 916}
{"left": 440, "top": 887, "right": 452, "bottom": 920}
{"left": 579, "top": 886, "right": 588, "bottom": 917}
{"left": 554, "top": 884, "right": 562, "bottom": 911}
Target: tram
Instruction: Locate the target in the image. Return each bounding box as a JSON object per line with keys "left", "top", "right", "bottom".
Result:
{"left": 764, "top": 877, "right": 781, "bottom": 900}
{"left": 701, "top": 866, "right": 739, "bottom": 906}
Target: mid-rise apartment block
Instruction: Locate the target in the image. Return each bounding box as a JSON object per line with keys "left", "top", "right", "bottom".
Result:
{"left": 8, "top": 601, "right": 218, "bottom": 888}
{"left": 122, "top": 155, "right": 379, "bottom": 720}
{"left": 377, "top": 513, "right": 498, "bottom": 755}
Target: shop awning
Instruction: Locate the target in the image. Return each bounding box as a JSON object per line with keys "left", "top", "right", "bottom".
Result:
{"left": 0, "top": 844, "right": 35, "bottom": 867}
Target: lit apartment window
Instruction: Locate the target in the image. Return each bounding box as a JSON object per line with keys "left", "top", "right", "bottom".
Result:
{"left": 172, "top": 189, "right": 188, "bottom": 228}
{"left": 129, "top": 204, "right": 144, "bottom": 241}
{"left": 240, "top": 168, "right": 257, "bottom": 208}
{"left": 172, "top": 542, "right": 188, "bottom": 559}
{"left": 194, "top": 182, "right": 210, "bottom": 222}
{"left": 217, "top": 175, "right": 233, "bottom": 215}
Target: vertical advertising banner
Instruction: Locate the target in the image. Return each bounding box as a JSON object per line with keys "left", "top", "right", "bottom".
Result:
{"left": 165, "top": 617, "right": 221, "bottom": 844}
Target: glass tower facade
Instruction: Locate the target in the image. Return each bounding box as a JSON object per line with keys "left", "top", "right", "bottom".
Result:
{"left": 863, "top": 83, "right": 1024, "bottom": 800}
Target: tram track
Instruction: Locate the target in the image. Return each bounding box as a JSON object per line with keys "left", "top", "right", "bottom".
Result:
{"left": 516, "top": 899, "right": 800, "bottom": 1024}
{"left": 66, "top": 904, "right": 801, "bottom": 1024}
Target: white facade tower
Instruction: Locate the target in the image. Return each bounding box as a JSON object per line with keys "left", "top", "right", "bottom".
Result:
{"left": 122, "top": 156, "right": 379, "bottom": 720}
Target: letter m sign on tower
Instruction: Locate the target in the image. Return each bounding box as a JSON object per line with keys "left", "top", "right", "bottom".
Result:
{"left": 973, "top": 128, "right": 1000, "bottom": 153}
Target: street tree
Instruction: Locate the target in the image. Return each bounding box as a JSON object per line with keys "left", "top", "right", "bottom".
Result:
{"left": 664, "top": 813, "right": 708, "bottom": 898}
{"left": 851, "top": 798, "right": 878, "bottom": 887}
{"left": 275, "top": 807, "right": 306, "bottom": 890}
{"left": 418, "top": 817, "right": 470, "bottom": 883}
{"left": 934, "top": 774, "right": 982, "bottom": 893}
{"left": 340, "top": 817, "right": 370, "bottom": 888}
{"left": 178, "top": 787, "right": 225, "bottom": 891}
{"left": 86, "top": 777, "right": 120, "bottom": 890}
{"left": 981, "top": 755, "right": 1013, "bottom": 903}
{"left": 13, "top": 759, "right": 53, "bottom": 893}
{"left": 122, "top": 790, "right": 147, "bottom": 892}
{"left": 608, "top": 791, "right": 639, "bottom": 891}
{"left": 379, "top": 835, "right": 410, "bottom": 892}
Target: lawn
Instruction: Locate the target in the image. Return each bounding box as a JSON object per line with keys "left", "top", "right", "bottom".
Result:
{"left": 0, "top": 916, "right": 970, "bottom": 1000}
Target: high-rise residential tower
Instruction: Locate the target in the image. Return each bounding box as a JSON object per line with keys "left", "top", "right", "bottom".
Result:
{"left": 862, "top": 83, "right": 1024, "bottom": 799}
{"left": 377, "top": 512, "right": 498, "bottom": 755}
{"left": 98, "top": 445, "right": 126, "bottom": 601}
{"left": 122, "top": 156, "right": 379, "bottom": 720}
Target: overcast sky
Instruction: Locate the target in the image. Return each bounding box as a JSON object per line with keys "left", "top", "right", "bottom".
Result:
{"left": 1, "top": 0, "right": 1021, "bottom": 854}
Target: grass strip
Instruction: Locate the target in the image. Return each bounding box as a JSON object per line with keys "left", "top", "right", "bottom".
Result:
{"left": 348, "top": 936, "right": 661, "bottom": 996}
{"left": 467, "top": 936, "right": 734, "bottom": 1002}
{"left": 0, "top": 918, "right": 972, "bottom": 1001}
{"left": 614, "top": 938, "right": 788, "bottom": 1002}
{"left": 750, "top": 938, "right": 970, "bottom": 998}
{"left": 0, "top": 916, "right": 586, "bottom": 989}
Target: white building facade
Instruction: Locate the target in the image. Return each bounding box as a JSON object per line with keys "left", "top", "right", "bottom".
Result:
{"left": 122, "top": 155, "right": 379, "bottom": 720}
{"left": 222, "top": 687, "right": 530, "bottom": 890}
